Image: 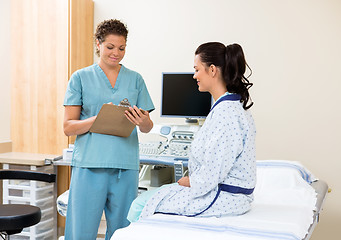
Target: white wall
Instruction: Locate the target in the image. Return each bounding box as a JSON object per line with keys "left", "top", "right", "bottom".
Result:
{"left": 0, "top": 0, "right": 11, "bottom": 143}
{"left": 94, "top": 0, "right": 341, "bottom": 238}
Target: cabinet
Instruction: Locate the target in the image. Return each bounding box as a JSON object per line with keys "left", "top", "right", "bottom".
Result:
{"left": 0, "top": 152, "right": 58, "bottom": 239}
{"left": 3, "top": 164, "right": 56, "bottom": 240}
{"left": 10, "top": 0, "right": 94, "bottom": 229}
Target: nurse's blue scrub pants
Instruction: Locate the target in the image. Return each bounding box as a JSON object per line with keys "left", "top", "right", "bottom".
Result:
{"left": 65, "top": 167, "right": 138, "bottom": 240}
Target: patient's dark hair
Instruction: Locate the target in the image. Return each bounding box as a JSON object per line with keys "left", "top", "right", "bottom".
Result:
{"left": 195, "top": 42, "right": 253, "bottom": 109}
{"left": 94, "top": 19, "right": 128, "bottom": 56}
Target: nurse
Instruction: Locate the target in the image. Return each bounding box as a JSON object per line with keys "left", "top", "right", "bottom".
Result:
{"left": 127, "top": 42, "right": 256, "bottom": 221}
{"left": 63, "top": 19, "right": 154, "bottom": 239}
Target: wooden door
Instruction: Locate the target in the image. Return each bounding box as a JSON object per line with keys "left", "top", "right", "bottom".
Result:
{"left": 11, "top": 0, "right": 94, "bottom": 229}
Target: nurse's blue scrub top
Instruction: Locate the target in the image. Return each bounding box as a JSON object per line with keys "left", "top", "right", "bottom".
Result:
{"left": 64, "top": 63, "right": 155, "bottom": 170}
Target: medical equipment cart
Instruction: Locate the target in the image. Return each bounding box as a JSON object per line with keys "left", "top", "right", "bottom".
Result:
{"left": 0, "top": 152, "right": 58, "bottom": 240}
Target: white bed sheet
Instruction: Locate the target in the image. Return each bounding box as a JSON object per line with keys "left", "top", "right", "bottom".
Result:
{"left": 113, "top": 160, "right": 317, "bottom": 240}
{"left": 56, "top": 189, "right": 68, "bottom": 217}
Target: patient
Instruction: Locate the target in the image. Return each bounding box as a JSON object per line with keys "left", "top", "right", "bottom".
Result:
{"left": 129, "top": 42, "right": 256, "bottom": 221}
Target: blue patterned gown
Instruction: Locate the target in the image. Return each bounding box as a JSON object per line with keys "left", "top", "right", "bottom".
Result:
{"left": 140, "top": 97, "right": 256, "bottom": 219}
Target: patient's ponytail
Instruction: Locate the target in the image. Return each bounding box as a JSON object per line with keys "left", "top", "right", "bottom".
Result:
{"left": 195, "top": 42, "right": 253, "bottom": 110}
{"left": 224, "top": 44, "right": 253, "bottom": 110}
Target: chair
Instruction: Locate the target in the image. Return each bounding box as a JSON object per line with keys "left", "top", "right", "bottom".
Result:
{"left": 0, "top": 170, "right": 56, "bottom": 239}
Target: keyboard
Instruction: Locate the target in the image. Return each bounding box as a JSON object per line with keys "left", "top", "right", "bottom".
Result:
{"left": 139, "top": 140, "right": 191, "bottom": 159}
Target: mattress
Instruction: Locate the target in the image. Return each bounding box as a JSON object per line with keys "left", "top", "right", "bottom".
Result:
{"left": 113, "top": 160, "right": 325, "bottom": 240}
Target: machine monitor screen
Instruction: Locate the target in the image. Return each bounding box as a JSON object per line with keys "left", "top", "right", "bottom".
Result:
{"left": 161, "top": 72, "right": 212, "bottom": 119}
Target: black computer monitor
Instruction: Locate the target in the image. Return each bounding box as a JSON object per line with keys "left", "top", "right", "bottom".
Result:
{"left": 161, "top": 72, "right": 212, "bottom": 121}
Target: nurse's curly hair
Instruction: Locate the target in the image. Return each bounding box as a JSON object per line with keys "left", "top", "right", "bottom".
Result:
{"left": 94, "top": 19, "right": 128, "bottom": 56}
{"left": 195, "top": 42, "right": 254, "bottom": 110}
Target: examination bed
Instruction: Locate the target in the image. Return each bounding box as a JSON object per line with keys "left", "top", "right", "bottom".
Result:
{"left": 112, "top": 160, "right": 328, "bottom": 240}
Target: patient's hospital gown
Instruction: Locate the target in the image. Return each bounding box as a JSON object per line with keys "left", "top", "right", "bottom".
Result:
{"left": 140, "top": 99, "right": 256, "bottom": 219}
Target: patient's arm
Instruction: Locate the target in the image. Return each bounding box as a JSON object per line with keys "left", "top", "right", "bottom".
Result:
{"left": 178, "top": 176, "right": 191, "bottom": 187}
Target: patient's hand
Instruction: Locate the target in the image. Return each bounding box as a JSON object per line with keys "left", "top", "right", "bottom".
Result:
{"left": 177, "top": 176, "right": 190, "bottom": 187}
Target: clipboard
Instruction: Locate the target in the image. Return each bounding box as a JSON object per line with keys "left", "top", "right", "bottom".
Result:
{"left": 89, "top": 104, "right": 136, "bottom": 137}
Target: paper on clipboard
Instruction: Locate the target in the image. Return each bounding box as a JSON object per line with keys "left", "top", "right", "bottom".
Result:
{"left": 89, "top": 104, "right": 136, "bottom": 137}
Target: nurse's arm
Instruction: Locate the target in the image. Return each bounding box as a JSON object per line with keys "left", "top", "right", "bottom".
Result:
{"left": 125, "top": 106, "right": 153, "bottom": 133}
{"left": 63, "top": 105, "right": 96, "bottom": 136}
{"left": 138, "top": 114, "right": 153, "bottom": 133}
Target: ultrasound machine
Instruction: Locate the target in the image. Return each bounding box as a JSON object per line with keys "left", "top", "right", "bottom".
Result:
{"left": 138, "top": 72, "right": 212, "bottom": 191}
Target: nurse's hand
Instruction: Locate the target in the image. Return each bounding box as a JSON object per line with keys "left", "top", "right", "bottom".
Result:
{"left": 125, "top": 106, "right": 153, "bottom": 133}
{"left": 177, "top": 176, "right": 190, "bottom": 187}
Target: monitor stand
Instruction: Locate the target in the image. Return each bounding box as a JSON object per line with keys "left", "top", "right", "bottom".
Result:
{"left": 185, "top": 118, "right": 198, "bottom": 124}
